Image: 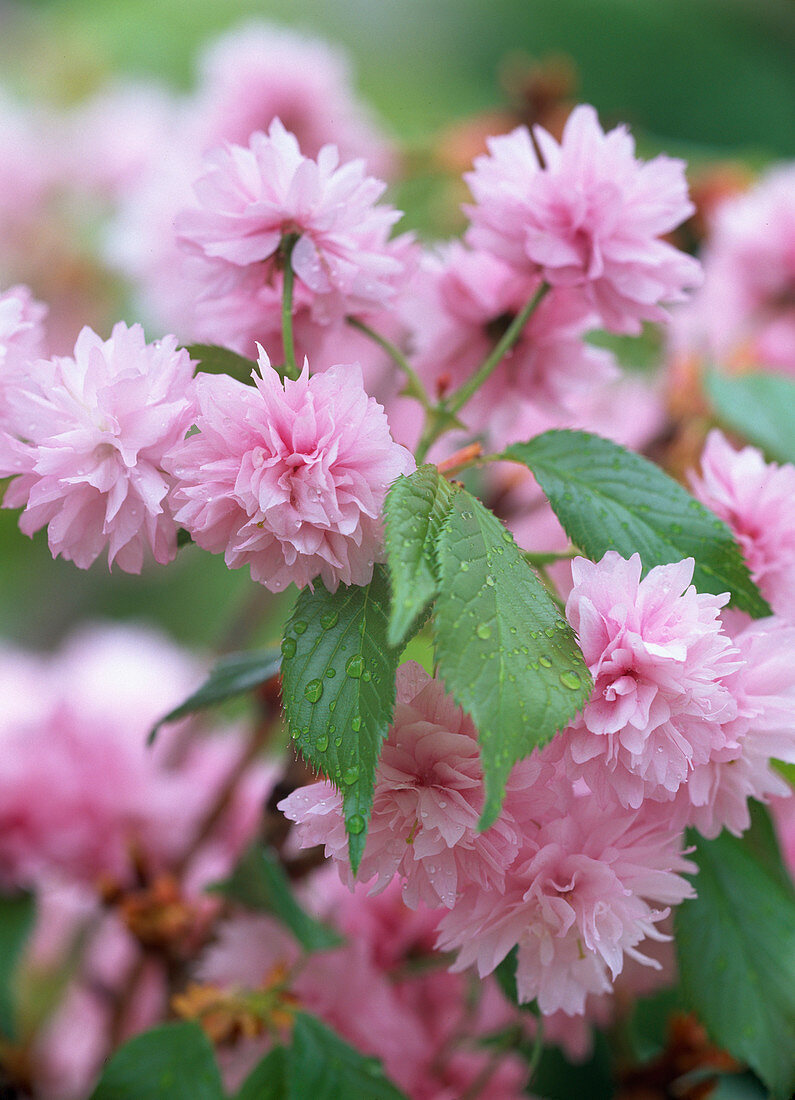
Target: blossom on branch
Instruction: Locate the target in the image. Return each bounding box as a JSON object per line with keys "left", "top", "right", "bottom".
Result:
{"left": 0, "top": 322, "right": 195, "bottom": 572}
{"left": 167, "top": 353, "right": 414, "bottom": 592}
{"left": 465, "top": 104, "right": 701, "bottom": 334}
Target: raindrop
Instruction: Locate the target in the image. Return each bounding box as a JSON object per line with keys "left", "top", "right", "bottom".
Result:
{"left": 538, "top": 656, "right": 552, "bottom": 668}
{"left": 304, "top": 679, "right": 324, "bottom": 703}
{"left": 559, "top": 670, "right": 582, "bottom": 690}
{"left": 460, "top": 561, "right": 470, "bottom": 572}
{"left": 316, "top": 733, "right": 329, "bottom": 752}
{"left": 346, "top": 655, "right": 365, "bottom": 679}
{"left": 320, "top": 611, "right": 339, "bottom": 630}
{"left": 342, "top": 767, "right": 359, "bottom": 786}
{"left": 293, "top": 621, "right": 308, "bottom": 635}
{"left": 281, "top": 637, "right": 296, "bottom": 658}
{"left": 326, "top": 667, "right": 336, "bottom": 678}
{"left": 485, "top": 575, "right": 495, "bottom": 586}
{"left": 477, "top": 623, "right": 492, "bottom": 640}
{"left": 351, "top": 716, "right": 362, "bottom": 732}
{"left": 347, "top": 814, "right": 365, "bottom": 835}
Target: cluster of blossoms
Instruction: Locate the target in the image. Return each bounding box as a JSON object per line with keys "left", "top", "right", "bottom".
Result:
{"left": 1, "top": 16, "right": 795, "bottom": 1099}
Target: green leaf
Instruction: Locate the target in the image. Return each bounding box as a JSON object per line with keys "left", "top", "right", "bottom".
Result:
{"left": 383, "top": 465, "right": 454, "bottom": 647}
{"left": 148, "top": 649, "right": 280, "bottom": 744}
{"left": 186, "top": 343, "right": 258, "bottom": 384}
{"left": 89, "top": 1022, "right": 225, "bottom": 1100}
{"left": 0, "top": 891, "right": 34, "bottom": 1039}
{"left": 210, "top": 844, "right": 343, "bottom": 953}
{"left": 706, "top": 369, "right": 795, "bottom": 465}
{"left": 494, "top": 946, "right": 538, "bottom": 1016}
{"left": 434, "top": 489, "right": 592, "bottom": 829}
{"left": 675, "top": 818, "right": 795, "bottom": 1099}
{"left": 286, "top": 1014, "right": 408, "bottom": 1100}
{"left": 280, "top": 566, "right": 399, "bottom": 874}
{"left": 234, "top": 1046, "right": 288, "bottom": 1100}
{"left": 504, "top": 430, "right": 770, "bottom": 617}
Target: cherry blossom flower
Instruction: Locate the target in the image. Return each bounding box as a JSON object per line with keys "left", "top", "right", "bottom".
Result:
{"left": 176, "top": 119, "right": 408, "bottom": 329}
{"left": 436, "top": 780, "right": 694, "bottom": 1016}
{"left": 465, "top": 104, "right": 701, "bottom": 334}
{"left": 167, "top": 352, "right": 414, "bottom": 593}
{"left": 563, "top": 553, "right": 740, "bottom": 808}
{"left": 279, "top": 663, "right": 539, "bottom": 907}
{"left": 690, "top": 430, "right": 795, "bottom": 622}
{"left": 0, "top": 284, "right": 47, "bottom": 430}
{"left": 0, "top": 322, "right": 195, "bottom": 573}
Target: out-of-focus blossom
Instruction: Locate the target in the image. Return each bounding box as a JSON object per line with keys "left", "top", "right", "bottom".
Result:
{"left": 168, "top": 353, "right": 413, "bottom": 592}
{"left": 465, "top": 105, "right": 701, "bottom": 334}
{"left": 563, "top": 553, "right": 740, "bottom": 808}
{"left": 280, "top": 663, "right": 535, "bottom": 907}
{"left": 0, "top": 284, "right": 48, "bottom": 429}
{"left": 689, "top": 430, "right": 795, "bottom": 622}
{"left": 0, "top": 322, "right": 196, "bottom": 573}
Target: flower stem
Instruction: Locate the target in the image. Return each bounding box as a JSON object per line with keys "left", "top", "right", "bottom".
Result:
{"left": 446, "top": 281, "right": 550, "bottom": 415}
{"left": 280, "top": 234, "right": 300, "bottom": 381}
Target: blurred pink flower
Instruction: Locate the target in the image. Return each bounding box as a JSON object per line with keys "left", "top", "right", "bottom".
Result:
{"left": 690, "top": 430, "right": 795, "bottom": 622}
{"left": 563, "top": 553, "right": 740, "bottom": 808}
{"left": 280, "top": 663, "right": 532, "bottom": 907}
{"left": 168, "top": 353, "right": 413, "bottom": 592}
{"left": 176, "top": 119, "right": 407, "bottom": 328}
{"left": 0, "top": 322, "right": 195, "bottom": 573}
{"left": 465, "top": 105, "right": 701, "bottom": 334}
{"left": 0, "top": 284, "right": 48, "bottom": 429}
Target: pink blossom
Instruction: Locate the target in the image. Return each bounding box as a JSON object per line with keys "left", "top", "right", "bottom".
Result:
{"left": 0, "top": 322, "right": 196, "bottom": 573}
{"left": 436, "top": 784, "right": 694, "bottom": 1016}
{"left": 465, "top": 105, "right": 701, "bottom": 334}
{"left": 168, "top": 353, "right": 413, "bottom": 592}
{"left": 0, "top": 284, "right": 48, "bottom": 430}
{"left": 563, "top": 553, "right": 740, "bottom": 808}
{"left": 280, "top": 663, "right": 533, "bottom": 907}
{"left": 677, "top": 615, "right": 795, "bottom": 838}
{"left": 176, "top": 119, "right": 407, "bottom": 329}
{"left": 689, "top": 430, "right": 795, "bottom": 622}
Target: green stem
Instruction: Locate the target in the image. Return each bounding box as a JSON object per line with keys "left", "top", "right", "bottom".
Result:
{"left": 446, "top": 281, "right": 550, "bottom": 415}
{"left": 522, "top": 548, "right": 579, "bottom": 566}
{"left": 347, "top": 316, "right": 433, "bottom": 413}
{"left": 280, "top": 234, "right": 300, "bottom": 381}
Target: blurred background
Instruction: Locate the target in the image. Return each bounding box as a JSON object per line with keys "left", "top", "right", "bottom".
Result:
{"left": 1, "top": 0, "right": 793, "bottom": 652}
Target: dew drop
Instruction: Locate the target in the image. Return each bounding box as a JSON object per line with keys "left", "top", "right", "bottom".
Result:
{"left": 346, "top": 655, "right": 365, "bottom": 679}
{"left": 460, "top": 561, "right": 470, "bottom": 572}
{"left": 342, "top": 766, "right": 359, "bottom": 786}
{"left": 316, "top": 733, "right": 329, "bottom": 752}
{"left": 320, "top": 610, "right": 339, "bottom": 630}
{"left": 326, "top": 667, "right": 336, "bottom": 678}
{"left": 476, "top": 623, "right": 492, "bottom": 640}
{"left": 293, "top": 620, "right": 308, "bottom": 635}
{"left": 281, "top": 637, "right": 296, "bottom": 659}
{"left": 485, "top": 574, "right": 495, "bottom": 586}
{"left": 351, "top": 715, "right": 362, "bottom": 732}
{"left": 544, "top": 627, "right": 556, "bottom": 638}
{"left": 559, "top": 670, "right": 582, "bottom": 690}
{"left": 347, "top": 814, "right": 365, "bottom": 835}
{"left": 304, "top": 678, "right": 324, "bottom": 703}
{"left": 334, "top": 737, "right": 342, "bottom": 747}
{"left": 362, "top": 669, "right": 371, "bottom": 682}
{"left": 538, "top": 655, "right": 552, "bottom": 668}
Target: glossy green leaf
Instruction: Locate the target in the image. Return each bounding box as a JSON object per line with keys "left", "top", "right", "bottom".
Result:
{"left": 286, "top": 1014, "right": 408, "bottom": 1100}
{"left": 675, "top": 814, "right": 795, "bottom": 1099}
{"left": 505, "top": 430, "right": 769, "bottom": 617}
{"left": 0, "top": 891, "right": 34, "bottom": 1039}
{"left": 434, "top": 489, "right": 591, "bottom": 829}
{"left": 186, "top": 343, "right": 258, "bottom": 384}
{"left": 210, "top": 844, "right": 343, "bottom": 953}
{"left": 149, "top": 649, "right": 280, "bottom": 744}
{"left": 234, "top": 1046, "right": 288, "bottom": 1100}
{"left": 280, "top": 567, "right": 399, "bottom": 873}
{"left": 383, "top": 465, "right": 454, "bottom": 647}
{"left": 89, "top": 1022, "right": 225, "bottom": 1100}
{"left": 706, "top": 369, "right": 795, "bottom": 465}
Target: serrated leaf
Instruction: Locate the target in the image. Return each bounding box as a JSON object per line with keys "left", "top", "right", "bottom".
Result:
{"left": 89, "top": 1022, "right": 225, "bottom": 1100}
{"left": 287, "top": 1014, "right": 408, "bottom": 1100}
{"left": 280, "top": 567, "right": 399, "bottom": 873}
{"left": 383, "top": 465, "right": 453, "bottom": 647}
{"left": 675, "top": 815, "right": 795, "bottom": 1099}
{"left": 234, "top": 1046, "right": 288, "bottom": 1100}
{"left": 148, "top": 649, "right": 280, "bottom": 744}
{"left": 706, "top": 369, "right": 795, "bottom": 465}
{"left": 504, "top": 430, "right": 770, "bottom": 617}
{"left": 0, "top": 891, "right": 34, "bottom": 1039}
{"left": 434, "top": 489, "right": 591, "bottom": 829}
{"left": 210, "top": 844, "right": 343, "bottom": 953}
{"left": 186, "top": 343, "right": 257, "bottom": 384}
